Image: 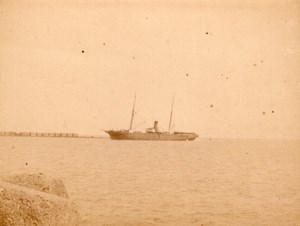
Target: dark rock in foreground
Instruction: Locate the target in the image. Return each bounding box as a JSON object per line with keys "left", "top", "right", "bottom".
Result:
{"left": 0, "top": 173, "right": 79, "bottom": 226}
{"left": 1, "top": 173, "right": 69, "bottom": 198}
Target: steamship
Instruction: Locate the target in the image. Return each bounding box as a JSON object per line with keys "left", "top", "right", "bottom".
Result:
{"left": 105, "top": 94, "right": 198, "bottom": 141}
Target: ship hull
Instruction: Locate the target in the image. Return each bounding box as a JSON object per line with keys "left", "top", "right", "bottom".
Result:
{"left": 105, "top": 130, "right": 198, "bottom": 141}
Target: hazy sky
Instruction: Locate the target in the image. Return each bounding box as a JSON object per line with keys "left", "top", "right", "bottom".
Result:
{"left": 0, "top": 0, "right": 299, "bottom": 139}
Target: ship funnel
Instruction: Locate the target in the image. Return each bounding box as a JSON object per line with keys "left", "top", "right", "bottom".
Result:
{"left": 154, "top": 121, "right": 160, "bottom": 133}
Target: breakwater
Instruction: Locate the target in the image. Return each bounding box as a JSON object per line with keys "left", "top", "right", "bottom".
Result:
{"left": 0, "top": 173, "right": 79, "bottom": 225}
{"left": 0, "top": 131, "right": 101, "bottom": 138}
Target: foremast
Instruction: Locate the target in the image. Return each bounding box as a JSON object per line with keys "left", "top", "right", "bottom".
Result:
{"left": 129, "top": 92, "right": 136, "bottom": 130}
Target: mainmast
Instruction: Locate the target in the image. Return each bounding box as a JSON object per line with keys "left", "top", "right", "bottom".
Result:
{"left": 129, "top": 92, "right": 136, "bottom": 130}
{"left": 168, "top": 96, "right": 174, "bottom": 133}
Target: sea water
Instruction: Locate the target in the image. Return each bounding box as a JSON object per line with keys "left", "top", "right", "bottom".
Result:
{"left": 0, "top": 137, "right": 299, "bottom": 226}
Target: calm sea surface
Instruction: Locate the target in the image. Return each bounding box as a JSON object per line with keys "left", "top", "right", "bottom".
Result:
{"left": 0, "top": 137, "right": 299, "bottom": 226}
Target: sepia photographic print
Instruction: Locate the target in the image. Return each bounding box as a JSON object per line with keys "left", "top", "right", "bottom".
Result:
{"left": 0, "top": 0, "right": 300, "bottom": 225}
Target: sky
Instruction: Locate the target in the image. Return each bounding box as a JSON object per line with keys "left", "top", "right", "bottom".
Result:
{"left": 0, "top": 0, "right": 300, "bottom": 139}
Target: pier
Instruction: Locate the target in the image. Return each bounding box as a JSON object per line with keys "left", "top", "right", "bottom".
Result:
{"left": 0, "top": 131, "right": 101, "bottom": 138}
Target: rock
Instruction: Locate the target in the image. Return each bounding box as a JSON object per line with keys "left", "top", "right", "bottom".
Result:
{"left": 0, "top": 173, "right": 79, "bottom": 226}
{"left": 1, "top": 173, "right": 69, "bottom": 198}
